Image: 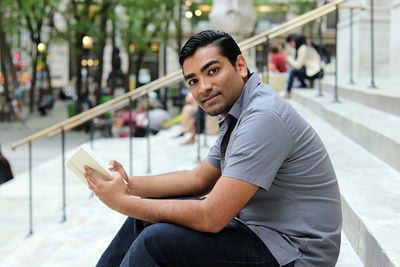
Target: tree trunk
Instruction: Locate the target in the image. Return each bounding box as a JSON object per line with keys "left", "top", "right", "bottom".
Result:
{"left": 0, "top": 24, "right": 10, "bottom": 100}
{"left": 44, "top": 56, "right": 53, "bottom": 92}
{"left": 6, "top": 43, "right": 17, "bottom": 88}
{"left": 95, "top": 13, "right": 108, "bottom": 105}
{"left": 126, "top": 42, "right": 134, "bottom": 91}
{"left": 68, "top": 32, "right": 75, "bottom": 82}
{"left": 0, "top": 56, "right": 10, "bottom": 100}
{"left": 134, "top": 51, "right": 145, "bottom": 88}
{"left": 75, "top": 34, "right": 84, "bottom": 114}
{"left": 0, "top": 22, "right": 18, "bottom": 99}
{"left": 29, "top": 54, "right": 38, "bottom": 113}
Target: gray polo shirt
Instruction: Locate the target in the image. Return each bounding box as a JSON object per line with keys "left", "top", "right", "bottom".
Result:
{"left": 208, "top": 74, "right": 342, "bottom": 267}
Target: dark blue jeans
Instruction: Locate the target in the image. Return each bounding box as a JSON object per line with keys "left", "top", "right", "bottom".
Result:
{"left": 285, "top": 68, "right": 322, "bottom": 93}
{"left": 96, "top": 217, "right": 292, "bottom": 267}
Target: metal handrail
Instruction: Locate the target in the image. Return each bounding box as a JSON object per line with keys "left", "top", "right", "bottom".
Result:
{"left": 11, "top": 70, "right": 182, "bottom": 149}
{"left": 11, "top": 0, "right": 345, "bottom": 150}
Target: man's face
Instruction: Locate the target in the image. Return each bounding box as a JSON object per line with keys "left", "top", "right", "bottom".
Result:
{"left": 182, "top": 44, "right": 248, "bottom": 116}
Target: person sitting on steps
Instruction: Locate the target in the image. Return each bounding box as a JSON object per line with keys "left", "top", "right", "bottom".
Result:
{"left": 281, "top": 34, "right": 324, "bottom": 99}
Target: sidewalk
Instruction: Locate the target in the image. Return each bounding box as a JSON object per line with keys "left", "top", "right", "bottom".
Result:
{"left": 0, "top": 100, "right": 90, "bottom": 177}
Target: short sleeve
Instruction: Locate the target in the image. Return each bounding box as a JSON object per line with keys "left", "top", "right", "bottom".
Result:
{"left": 222, "top": 108, "right": 292, "bottom": 190}
{"left": 207, "top": 135, "right": 223, "bottom": 169}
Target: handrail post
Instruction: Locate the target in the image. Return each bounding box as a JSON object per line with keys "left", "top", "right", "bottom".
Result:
{"left": 129, "top": 98, "right": 133, "bottom": 176}
{"left": 334, "top": 4, "right": 340, "bottom": 102}
{"left": 146, "top": 95, "right": 151, "bottom": 174}
{"left": 89, "top": 120, "right": 94, "bottom": 149}
{"left": 317, "top": 16, "right": 324, "bottom": 97}
{"left": 61, "top": 129, "right": 66, "bottom": 223}
{"left": 349, "top": 8, "right": 355, "bottom": 85}
{"left": 369, "top": 0, "right": 377, "bottom": 88}
{"left": 27, "top": 141, "right": 33, "bottom": 237}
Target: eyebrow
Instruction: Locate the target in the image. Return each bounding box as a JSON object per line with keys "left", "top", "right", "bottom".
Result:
{"left": 183, "top": 60, "right": 221, "bottom": 81}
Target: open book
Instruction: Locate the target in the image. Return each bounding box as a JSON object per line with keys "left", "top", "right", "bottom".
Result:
{"left": 66, "top": 144, "right": 113, "bottom": 185}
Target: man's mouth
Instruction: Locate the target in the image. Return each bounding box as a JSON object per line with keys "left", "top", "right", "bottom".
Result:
{"left": 202, "top": 93, "right": 220, "bottom": 105}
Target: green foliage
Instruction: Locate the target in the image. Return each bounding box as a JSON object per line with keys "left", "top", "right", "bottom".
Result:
{"left": 0, "top": 0, "right": 21, "bottom": 36}
{"left": 118, "top": 0, "right": 175, "bottom": 57}
{"left": 288, "top": 0, "right": 318, "bottom": 37}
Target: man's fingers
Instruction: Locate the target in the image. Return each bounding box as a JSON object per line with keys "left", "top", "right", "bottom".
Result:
{"left": 108, "top": 160, "right": 121, "bottom": 170}
{"left": 84, "top": 167, "right": 100, "bottom": 188}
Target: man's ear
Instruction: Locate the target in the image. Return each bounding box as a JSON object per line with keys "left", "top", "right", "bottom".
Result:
{"left": 236, "top": 55, "right": 248, "bottom": 78}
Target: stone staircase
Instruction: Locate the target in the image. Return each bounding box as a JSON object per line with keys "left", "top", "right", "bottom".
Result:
{"left": 0, "top": 125, "right": 364, "bottom": 266}
{"left": 290, "top": 77, "right": 400, "bottom": 267}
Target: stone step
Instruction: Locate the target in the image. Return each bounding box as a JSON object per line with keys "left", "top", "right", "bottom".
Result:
{"left": 292, "top": 88, "right": 400, "bottom": 172}
{"left": 289, "top": 99, "right": 400, "bottom": 267}
{"left": 0, "top": 126, "right": 363, "bottom": 266}
{"left": 321, "top": 78, "right": 400, "bottom": 116}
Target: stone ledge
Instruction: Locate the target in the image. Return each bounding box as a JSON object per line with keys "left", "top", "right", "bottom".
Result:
{"left": 321, "top": 79, "right": 400, "bottom": 116}
{"left": 293, "top": 89, "right": 400, "bottom": 172}
{"left": 290, "top": 99, "right": 400, "bottom": 267}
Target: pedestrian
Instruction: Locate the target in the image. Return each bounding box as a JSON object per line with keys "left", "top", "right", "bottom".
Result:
{"left": 281, "top": 34, "right": 324, "bottom": 99}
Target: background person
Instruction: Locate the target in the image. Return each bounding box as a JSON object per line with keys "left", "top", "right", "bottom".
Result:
{"left": 268, "top": 45, "right": 288, "bottom": 73}
{"left": 281, "top": 34, "right": 323, "bottom": 99}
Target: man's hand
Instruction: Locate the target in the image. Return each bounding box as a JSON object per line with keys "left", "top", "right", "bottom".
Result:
{"left": 84, "top": 165, "right": 129, "bottom": 213}
{"left": 108, "top": 160, "right": 129, "bottom": 183}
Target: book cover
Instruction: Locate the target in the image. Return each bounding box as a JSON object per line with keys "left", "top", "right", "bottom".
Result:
{"left": 66, "top": 144, "right": 113, "bottom": 185}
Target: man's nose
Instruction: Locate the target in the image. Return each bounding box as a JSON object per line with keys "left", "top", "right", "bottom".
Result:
{"left": 199, "top": 78, "right": 212, "bottom": 95}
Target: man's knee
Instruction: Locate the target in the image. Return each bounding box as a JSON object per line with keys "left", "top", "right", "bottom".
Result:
{"left": 136, "top": 223, "right": 181, "bottom": 253}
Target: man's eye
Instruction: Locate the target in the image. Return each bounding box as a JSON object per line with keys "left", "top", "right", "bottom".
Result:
{"left": 188, "top": 79, "right": 198, "bottom": 86}
{"left": 209, "top": 68, "right": 218, "bottom": 75}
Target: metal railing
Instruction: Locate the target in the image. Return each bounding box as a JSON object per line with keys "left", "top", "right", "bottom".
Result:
{"left": 12, "top": 0, "right": 359, "bottom": 236}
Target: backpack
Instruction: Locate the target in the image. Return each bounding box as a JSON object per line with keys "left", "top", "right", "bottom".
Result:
{"left": 312, "top": 43, "right": 331, "bottom": 64}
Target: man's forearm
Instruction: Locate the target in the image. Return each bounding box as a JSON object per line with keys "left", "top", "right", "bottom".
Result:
{"left": 127, "top": 170, "right": 206, "bottom": 198}
{"left": 116, "top": 196, "right": 219, "bottom": 233}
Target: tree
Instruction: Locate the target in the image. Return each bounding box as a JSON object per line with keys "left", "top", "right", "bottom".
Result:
{"left": 15, "top": 0, "right": 60, "bottom": 113}
{"left": 61, "top": 0, "right": 116, "bottom": 113}
{"left": 0, "top": 0, "right": 20, "bottom": 100}
{"left": 118, "top": 0, "right": 175, "bottom": 90}
{"left": 288, "top": 0, "right": 318, "bottom": 37}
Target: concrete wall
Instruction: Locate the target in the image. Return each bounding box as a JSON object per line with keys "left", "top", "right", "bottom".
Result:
{"left": 337, "top": 0, "right": 391, "bottom": 80}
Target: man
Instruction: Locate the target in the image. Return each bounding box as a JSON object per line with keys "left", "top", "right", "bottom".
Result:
{"left": 85, "top": 30, "right": 342, "bottom": 267}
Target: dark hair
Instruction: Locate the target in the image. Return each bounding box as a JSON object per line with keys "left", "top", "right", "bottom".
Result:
{"left": 269, "top": 46, "right": 279, "bottom": 54}
{"left": 286, "top": 34, "right": 297, "bottom": 43}
{"left": 294, "top": 34, "right": 306, "bottom": 51}
{"left": 179, "top": 30, "right": 242, "bottom": 67}
{"left": 294, "top": 34, "right": 306, "bottom": 59}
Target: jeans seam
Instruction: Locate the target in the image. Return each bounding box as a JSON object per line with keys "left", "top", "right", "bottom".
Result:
{"left": 170, "top": 259, "right": 278, "bottom": 265}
